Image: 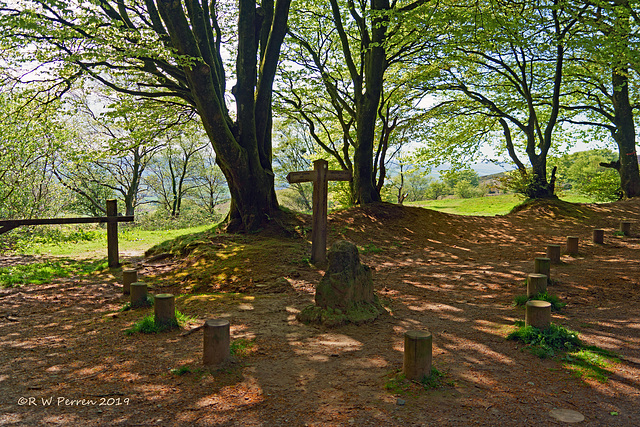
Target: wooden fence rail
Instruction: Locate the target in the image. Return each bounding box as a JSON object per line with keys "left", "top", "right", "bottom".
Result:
{"left": 0, "top": 199, "right": 134, "bottom": 268}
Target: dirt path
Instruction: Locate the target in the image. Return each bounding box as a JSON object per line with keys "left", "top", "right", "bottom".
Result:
{"left": 1, "top": 200, "right": 640, "bottom": 426}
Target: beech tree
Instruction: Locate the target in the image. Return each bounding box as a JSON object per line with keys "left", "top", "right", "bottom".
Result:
{"left": 416, "top": 0, "right": 587, "bottom": 199}
{"left": 277, "top": 0, "right": 433, "bottom": 204}
{"left": 561, "top": 0, "right": 640, "bottom": 198}
{"left": 0, "top": 0, "right": 291, "bottom": 231}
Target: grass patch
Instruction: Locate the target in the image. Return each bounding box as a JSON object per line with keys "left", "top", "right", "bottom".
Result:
{"left": 507, "top": 322, "right": 618, "bottom": 382}
{"left": 124, "top": 310, "right": 195, "bottom": 335}
{"left": 513, "top": 291, "right": 567, "bottom": 311}
{"left": 359, "top": 243, "right": 383, "bottom": 254}
{"left": 385, "top": 367, "right": 451, "bottom": 395}
{"left": 0, "top": 258, "right": 109, "bottom": 288}
{"left": 562, "top": 346, "right": 620, "bottom": 383}
{"left": 15, "top": 224, "right": 213, "bottom": 258}
{"left": 230, "top": 338, "right": 255, "bottom": 357}
{"left": 169, "top": 364, "right": 207, "bottom": 377}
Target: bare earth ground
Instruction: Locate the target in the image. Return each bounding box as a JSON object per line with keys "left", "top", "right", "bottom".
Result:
{"left": 1, "top": 199, "right": 639, "bottom": 426}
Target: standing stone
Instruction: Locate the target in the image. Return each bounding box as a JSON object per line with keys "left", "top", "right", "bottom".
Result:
{"left": 298, "top": 240, "right": 381, "bottom": 326}
{"left": 566, "top": 236, "right": 579, "bottom": 255}
{"left": 154, "top": 294, "right": 176, "bottom": 329}
{"left": 546, "top": 245, "right": 561, "bottom": 264}
{"left": 403, "top": 330, "right": 432, "bottom": 381}
{"left": 122, "top": 269, "right": 138, "bottom": 295}
{"left": 526, "top": 300, "right": 551, "bottom": 330}
{"left": 527, "top": 273, "right": 548, "bottom": 297}
{"left": 534, "top": 257, "right": 551, "bottom": 280}
{"left": 593, "top": 229, "right": 605, "bottom": 244}
{"left": 203, "top": 319, "right": 230, "bottom": 366}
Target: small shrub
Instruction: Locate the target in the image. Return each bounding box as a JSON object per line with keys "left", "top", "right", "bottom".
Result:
{"left": 507, "top": 323, "right": 581, "bottom": 358}
{"left": 124, "top": 310, "right": 193, "bottom": 335}
{"left": 513, "top": 291, "right": 566, "bottom": 311}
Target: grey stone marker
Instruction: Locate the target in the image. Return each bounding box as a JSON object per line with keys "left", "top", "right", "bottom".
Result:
{"left": 403, "top": 330, "right": 432, "bottom": 381}
{"left": 203, "top": 319, "right": 230, "bottom": 366}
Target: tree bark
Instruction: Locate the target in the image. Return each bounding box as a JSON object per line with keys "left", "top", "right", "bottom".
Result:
{"left": 611, "top": 68, "right": 640, "bottom": 198}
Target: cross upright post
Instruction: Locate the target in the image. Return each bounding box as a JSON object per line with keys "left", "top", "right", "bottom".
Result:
{"left": 287, "top": 159, "right": 351, "bottom": 264}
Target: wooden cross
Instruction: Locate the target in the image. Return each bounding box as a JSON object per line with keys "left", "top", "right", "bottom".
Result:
{"left": 287, "top": 159, "right": 351, "bottom": 264}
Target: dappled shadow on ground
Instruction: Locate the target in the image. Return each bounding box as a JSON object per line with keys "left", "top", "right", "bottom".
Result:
{"left": 1, "top": 198, "right": 640, "bottom": 425}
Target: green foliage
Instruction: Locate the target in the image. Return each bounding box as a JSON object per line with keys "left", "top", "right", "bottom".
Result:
{"left": 124, "top": 310, "right": 194, "bottom": 335}
{"left": 360, "top": 243, "right": 383, "bottom": 254}
{"left": 507, "top": 323, "right": 581, "bottom": 358}
{"left": 514, "top": 291, "right": 566, "bottom": 311}
{"left": 0, "top": 258, "right": 108, "bottom": 288}
{"left": 549, "top": 150, "right": 621, "bottom": 202}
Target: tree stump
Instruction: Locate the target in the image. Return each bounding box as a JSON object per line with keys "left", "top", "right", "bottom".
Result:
{"left": 620, "top": 221, "right": 631, "bottom": 236}
{"left": 130, "top": 282, "right": 148, "bottom": 308}
{"left": 403, "top": 330, "right": 432, "bottom": 381}
{"left": 534, "top": 257, "right": 551, "bottom": 280}
{"left": 122, "top": 269, "right": 138, "bottom": 295}
{"left": 203, "top": 319, "right": 230, "bottom": 366}
{"left": 525, "top": 300, "right": 551, "bottom": 330}
{"left": 593, "top": 229, "right": 604, "bottom": 244}
{"left": 154, "top": 294, "right": 176, "bottom": 329}
{"left": 566, "top": 236, "right": 579, "bottom": 255}
{"left": 527, "top": 273, "right": 547, "bottom": 297}
{"left": 546, "top": 245, "right": 561, "bottom": 264}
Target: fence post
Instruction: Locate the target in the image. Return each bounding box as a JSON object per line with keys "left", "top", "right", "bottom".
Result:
{"left": 106, "top": 199, "right": 119, "bottom": 268}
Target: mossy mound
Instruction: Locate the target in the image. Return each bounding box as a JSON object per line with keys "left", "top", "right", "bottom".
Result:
{"left": 509, "top": 198, "right": 597, "bottom": 222}
{"left": 297, "top": 300, "right": 383, "bottom": 327}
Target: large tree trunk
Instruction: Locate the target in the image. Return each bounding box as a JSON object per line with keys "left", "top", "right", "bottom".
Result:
{"left": 611, "top": 68, "right": 640, "bottom": 198}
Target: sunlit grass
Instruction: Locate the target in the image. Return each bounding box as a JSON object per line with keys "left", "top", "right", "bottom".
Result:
{"left": 406, "top": 192, "right": 597, "bottom": 216}
{"left": 17, "top": 224, "right": 213, "bottom": 258}
{"left": 0, "top": 258, "right": 109, "bottom": 288}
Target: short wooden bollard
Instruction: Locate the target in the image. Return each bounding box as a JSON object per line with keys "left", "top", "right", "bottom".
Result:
{"left": 534, "top": 257, "right": 551, "bottom": 280}
{"left": 154, "top": 294, "right": 176, "bottom": 328}
{"left": 566, "top": 236, "right": 579, "bottom": 255}
{"left": 122, "top": 269, "right": 138, "bottom": 295}
{"left": 593, "top": 229, "right": 604, "bottom": 244}
{"left": 620, "top": 221, "right": 631, "bottom": 236}
{"left": 527, "top": 273, "right": 547, "bottom": 297}
{"left": 403, "top": 330, "right": 432, "bottom": 381}
{"left": 130, "top": 282, "right": 148, "bottom": 308}
{"left": 203, "top": 319, "right": 230, "bottom": 366}
{"left": 525, "top": 300, "right": 551, "bottom": 330}
{"left": 546, "top": 244, "right": 561, "bottom": 264}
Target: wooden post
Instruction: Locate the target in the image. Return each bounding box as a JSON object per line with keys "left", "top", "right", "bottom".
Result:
{"left": 106, "top": 199, "right": 119, "bottom": 268}
{"left": 130, "top": 282, "right": 148, "bottom": 308}
{"left": 593, "top": 229, "right": 604, "bottom": 244}
{"left": 154, "top": 294, "right": 176, "bottom": 329}
{"left": 620, "top": 221, "right": 631, "bottom": 236}
{"left": 534, "top": 257, "right": 551, "bottom": 280}
{"left": 527, "top": 273, "right": 547, "bottom": 297}
{"left": 403, "top": 330, "right": 432, "bottom": 381}
{"left": 525, "top": 300, "right": 551, "bottom": 330}
{"left": 546, "top": 244, "right": 561, "bottom": 264}
{"left": 122, "top": 269, "right": 138, "bottom": 295}
{"left": 287, "top": 160, "right": 352, "bottom": 264}
{"left": 566, "top": 236, "right": 579, "bottom": 256}
{"left": 203, "top": 319, "right": 230, "bottom": 366}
